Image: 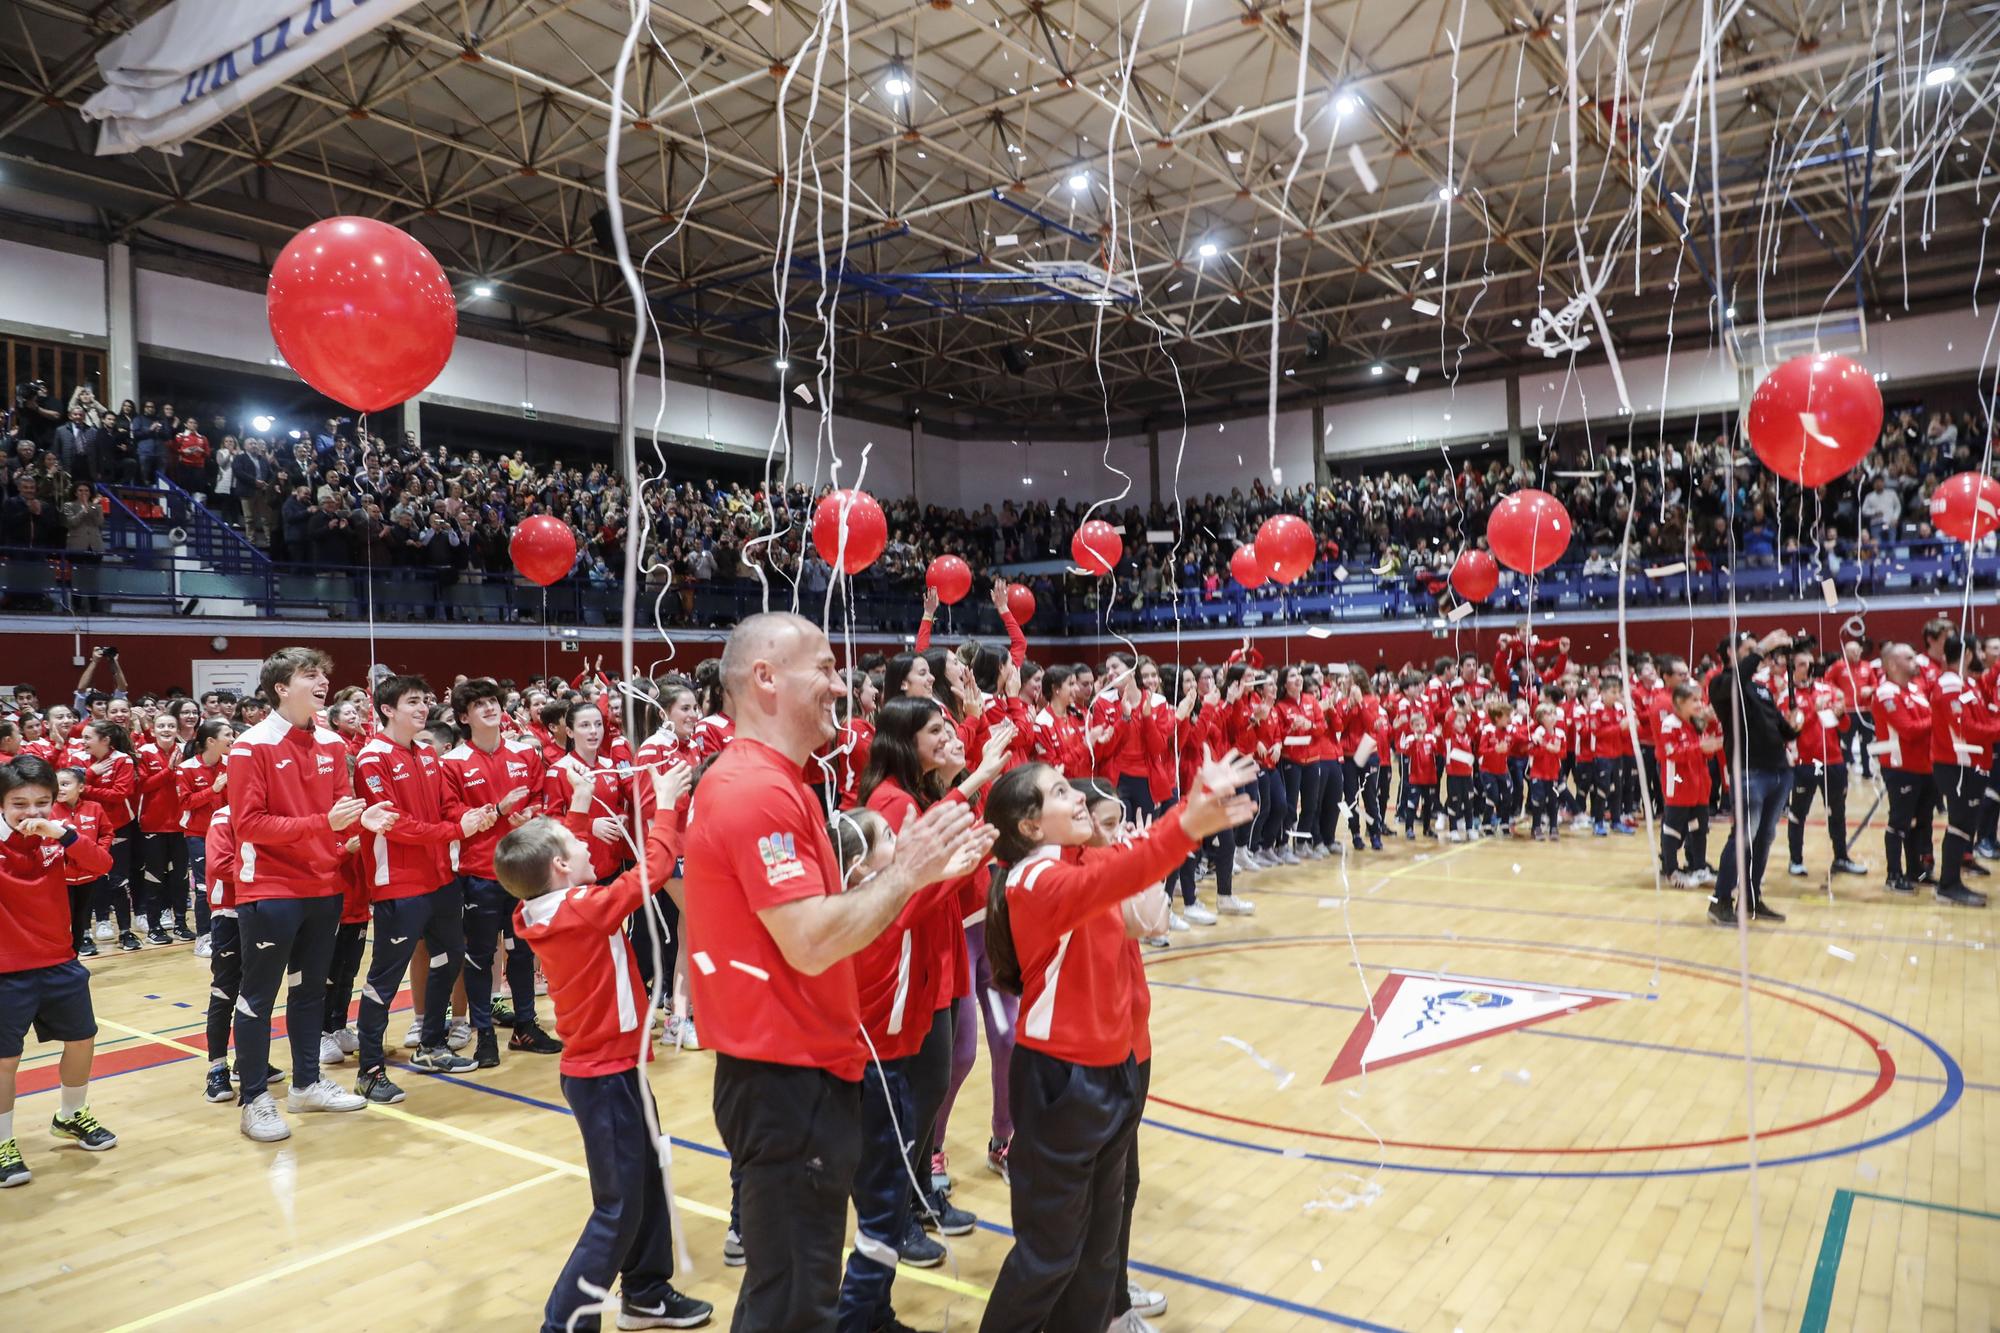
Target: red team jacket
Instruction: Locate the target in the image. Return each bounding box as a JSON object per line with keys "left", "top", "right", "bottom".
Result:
{"left": 175, "top": 757, "right": 225, "bottom": 836}
{"left": 440, "top": 736, "right": 546, "bottom": 881}
{"left": 1, "top": 810, "right": 114, "bottom": 972}
{"left": 354, "top": 736, "right": 460, "bottom": 899}
{"left": 226, "top": 714, "right": 354, "bottom": 902}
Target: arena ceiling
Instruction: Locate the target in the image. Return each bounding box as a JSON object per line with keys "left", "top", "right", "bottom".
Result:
{"left": 2, "top": 0, "right": 1995, "bottom": 432}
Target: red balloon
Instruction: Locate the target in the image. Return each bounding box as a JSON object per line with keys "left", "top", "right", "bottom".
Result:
{"left": 1450, "top": 549, "right": 1499, "bottom": 603}
{"left": 811, "top": 489, "right": 887, "bottom": 574}
{"left": 266, "top": 217, "right": 458, "bottom": 413}
{"left": 1930, "top": 471, "right": 2000, "bottom": 543}
{"left": 510, "top": 515, "right": 577, "bottom": 587}
{"left": 1229, "top": 544, "right": 1267, "bottom": 589}
{"left": 1005, "top": 583, "right": 1037, "bottom": 625}
{"left": 1255, "top": 514, "right": 1315, "bottom": 584}
{"left": 1486, "top": 489, "right": 1572, "bottom": 574}
{"left": 1071, "top": 519, "right": 1124, "bottom": 576}
{"left": 1746, "top": 353, "right": 1883, "bottom": 487}
{"left": 926, "top": 554, "right": 972, "bottom": 605}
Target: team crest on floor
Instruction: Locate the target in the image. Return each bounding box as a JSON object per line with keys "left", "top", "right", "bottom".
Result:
{"left": 1324, "top": 970, "right": 1624, "bottom": 1083}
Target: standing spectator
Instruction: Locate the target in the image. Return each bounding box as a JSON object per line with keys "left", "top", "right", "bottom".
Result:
{"left": 210, "top": 435, "right": 240, "bottom": 519}
{"left": 169, "top": 418, "right": 211, "bottom": 500}
{"left": 307, "top": 494, "right": 355, "bottom": 566}
{"left": 2, "top": 474, "right": 65, "bottom": 549}
{"left": 11, "top": 379, "right": 60, "bottom": 450}
{"left": 235, "top": 438, "right": 277, "bottom": 546}
{"left": 54, "top": 409, "right": 106, "bottom": 487}
{"left": 279, "top": 484, "right": 314, "bottom": 563}
{"left": 1705, "top": 628, "right": 1798, "bottom": 927}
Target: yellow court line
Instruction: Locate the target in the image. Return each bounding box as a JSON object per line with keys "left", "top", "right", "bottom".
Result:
{"left": 91, "top": 1016, "right": 994, "bottom": 1304}
{"left": 100, "top": 1169, "right": 567, "bottom": 1333}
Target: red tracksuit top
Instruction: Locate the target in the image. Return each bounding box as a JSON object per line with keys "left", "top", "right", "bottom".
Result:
{"left": 543, "top": 753, "right": 633, "bottom": 882}
{"left": 1871, "top": 680, "right": 1934, "bottom": 774}
{"left": 1406, "top": 732, "right": 1439, "bottom": 786}
{"left": 866, "top": 780, "right": 974, "bottom": 1010}
{"left": 355, "top": 736, "right": 460, "bottom": 900}
{"left": 1658, "top": 713, "right": 1711, "bottom": 807}
{"left": 1, "top": 811, "right": 113, "bottom": 972}
{"left": 1794, "top": 680, "right": 1848, "bottom": 768}
{"left": 852, "top": 862, "right": 956, "bottom": 1062}
{"left": 515, "top": 813, "right": 683, "bottom": 1078}
{"left": 1088, "top": 687, "right": 1146, "bottom": 780}
{"left": 692, "top": 714, "right": 734, "bottom": 761}
{"left": 205, "top": 807, "right": 238, "bottom": 914}
{"left": 56, "top": 797, "right": 112, "bottom": 886}
{"left": 1032, "top": 706, "right": 1090, "bottom": 779}
{"left": 1476, "top": 720, "right": 1511, "bottom": 776}
{"left": 226, "top": 714, "right": 354, "bottom": 902}
{"left": 440, "top": 736, "right": 546, "bottom": 880}
{"left": 1932, "top": 671, "right": 2000, "bottom": 769}
{"left": 1442, "top": 714, "right": 1477, "bottom": 777}
{"left": 135, "top": 742, "right": 183, "bottom": 834}
{"left": 1004, "top": 811, "right": 1198, "bottom": 1067}
{"left": 83, "top": 750, "right": 137, "bottom": 829}
{"left": 1528, "top": 724, "right": 1566, "bottom": 782}
{"left": 176, "top": 756, "right": 225, "bottom": 836}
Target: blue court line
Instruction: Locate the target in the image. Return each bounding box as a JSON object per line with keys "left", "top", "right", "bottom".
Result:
{"left": 1137, "top": 933, "right": 1965, "bottom": 1180}
{"left": 1145, "top": 978, "right": 2000, "bottom": 1094}
{"left": 393, "top": 1062, "right": 1399, "bottom": 1330}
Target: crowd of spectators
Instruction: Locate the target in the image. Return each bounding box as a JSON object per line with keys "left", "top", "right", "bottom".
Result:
{"left": 5, "top": 374, "right": 1995, "bottom": 619}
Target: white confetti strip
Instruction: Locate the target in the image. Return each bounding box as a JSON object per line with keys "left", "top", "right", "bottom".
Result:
{"left": 1332, "top": 564, "right": 1349, "bottom": 581}
{"left": 1307, "top": 626, "right": 1335, "bottom": 639}
{"left": 1644, "top": 561, "right": 1686, "bottom": 577}
{"left": 1220, "top": 1035, "right": 1295, "bottom": 1089}
{"left": 747, "top": 0, "right": 772, "bottom": 11}
{"left": 994, "top": 233, "right": 1018, "bottom": 247}
{"left": 1447, "top": 602, "right": 1474, "bottom": 621}
{"left": 1827, "top": 945, "right": 1856, "bottom": 961}
{"left": 691, "top": 951, "right": 717, "bottom": 975}
{"left": 1146, "top": 529, "right": 1175, "bottom": 542}
{"left": 730, "top": 959, "right": 771, "bottom": 981}
{"left": 1347, "top": 144, "right": 1379, "bottom": 192}
{"left": 1404, "top": 366, "right": 1420, "bottom": 384}
{"left": 1821, "top": 578, "right": 1837, "bottom": 609}
{"left": 793, "top": 383, "right": 814, "bottom": 404}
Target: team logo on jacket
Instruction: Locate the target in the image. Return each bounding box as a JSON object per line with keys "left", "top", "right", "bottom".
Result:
{"left": 316, "top": 753, "right": 336, "bottom": 774}
{"left": 759, "top": 832, "right": 804, "bottom": 885}
{"left": 506, "top": 762, "right": 527, "bottom": 778}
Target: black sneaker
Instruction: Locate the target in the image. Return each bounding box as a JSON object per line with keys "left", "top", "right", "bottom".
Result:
{"left": 355, "top": 1068, "right": 407, "bottom": 1104}
{"left": 77, "top": 939, "right": 98, "bottom": 958}
{"left": 509, "top": 1022, "right": 563, "bottom": 1055}
{"left": 914, "top": 1196, "right": 976, "bottom": 1236}
{"left": 204, "top": 1064, "right": 233, "bottom": 1103}
{"left": 0, "top": 1138, "right": 28, "bottom": 1188}
{"left": 895, "top": 1218, "right": 946, "bottom": 1267}
{"left": 473, "top": 1028, "right": 500, "bottom": 1069}
{"left": 410, "top": 1045, "right": 477, "bottom": 1074}
{"left": 1831, "top": 858, "right": 1869, "bottom": 876}
{"left": 1915, "top": 865, "right": 1937, "bottom": 885}
{"left": 1707, "top": 903, "right": 1738, "bottom": 928}
{"left": 170, "top": 923, "right": 197, "bottom": 942}
{"left": 615, "top": 1286, "right": 714, "bottom": 1329}
{"left": 1750, "top": 903, "right": 1787, "bottom": 924}
{"left": 50, "top": 1106, "right": 117, "bottom": 1151}
{"left": 146, "top": 927, "right": 171, "bottom": 946}
{"left": 1962, "top": 860, "right": 1991, "bottom": 879}
{"left": 117, "top": 931, "right": 142, "bottom": 952}
{"left": 1886, "top": 876, "right": 1916, "bottom": 895}
{"left": 1935, "top": 883, "right": 1990, "bottom": 908}
{"left": 491, "top": 998, "right": 517, "bottom": 1029}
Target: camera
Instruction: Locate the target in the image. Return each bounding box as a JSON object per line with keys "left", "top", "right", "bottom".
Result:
{"left": 15, "top": 378, "right": 46, "bottom": 403}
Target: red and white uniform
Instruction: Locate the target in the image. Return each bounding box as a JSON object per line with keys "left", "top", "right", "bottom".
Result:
{"left": 204, "top": 807, "right": 237, "bottom": 915}
{"left": 691, "top": 713, "right": 734, "bottom": 761}
{"left": 56, "top": 798, "right": 112, "bottom": 886}
{"left": 543, "top": 752, "right": 633, "bottom": 882}
{"left": 354, "top": 736, "right": 460, "bottom": 899}
{"left": 0, "top": 812, "right": 112, "bottom": 971}
{"left": 175, "top": 757, "right": 225, "bottom": 836}
{"left": 440, "top": 736, "right": 546, "bottom": 880}
{"left": 1476, "top": 719, "right": 1511, "bottom": 777}
{"left": 1931, "top": 670, "right": 2000, "bottom": 770}
{"left": 225, "top": 714, "right": 354, "bottom": 903}
{"left": 1529, "top": 723, "right": 1566, "bottom": 782}
{"left": 1658, "top": 713, "right": 1711, "bottom": 808}
{"left": 1441, "top": 712, "right": 1478, "bottom": 778}
{"left": 867, "top": 779, "right": 975, "bottom": 1011}
{"left": 1088, "top": 687, "right": 1146, "bottom": 782}
{"left": 1032, "top": 706, "right": 1090, "bottom": 779}
{"left": 1794, "top": 679, "right": 1849, "bottom": 770}
{"left": 1870, "top": 679, "right": 1934, "bottom": 774}
{"left": 83, "top": 750, "right": 137, "bottom": 829}
{"left": 835, "top": 719, "right": 875, "bottom": 809}
{"left": 135, "top": 741, "right": 183, "bottom": 834}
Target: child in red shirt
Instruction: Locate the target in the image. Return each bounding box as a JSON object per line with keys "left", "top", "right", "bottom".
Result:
{"left": 53, "top": 768, "right": 112, "bottom": 957}
{"left": 1526, "top": 705, "right": 1568, "bottom": 840}
{"left": 1441, "top": 698, "right": 1479, "bottom": 840}
{"left": 1658, "top": 683, "right": 1723, "bottom": 887}
{"left": 1476, "top": 699, "right": 1513, "bottom": 836}
{"left": 1404, "top": 719, "right": 1440, "bottom": 837}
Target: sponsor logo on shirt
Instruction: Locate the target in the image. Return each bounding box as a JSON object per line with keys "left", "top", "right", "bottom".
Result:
{"left": 275, "top": 758, "right": 295, "bottom": 771}
{"left": 759, "top": 831, "right": 804, "bottom": 885}
{"left": 316, "top": 754, "right": 336, "bottom": 774}
{"left": 506, "top": 763, "right": 527, "bottom": 778}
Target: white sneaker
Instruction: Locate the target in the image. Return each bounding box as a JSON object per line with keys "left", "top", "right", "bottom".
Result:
{"left": 403, "top": 1016, "right": 424, "bottom": 1049}
{"left": 318, "top": 1033, "right": 347, "bottom": 1067}
{"left": 1447, "top": 829, "right": 1465, "bottom": 843}
{"left": 193, "top": 934, "right": 212, "bottom": 959}
{"left": 1277, "top": 848, "right": 1301, "bottom": 865}
{"left": 446, "top": 1017, "right": 471, "bottom": 1051}
{"left": 1217, "top": 895, "right": 1256, "bottom": 916}
{"left": 1168, "top": 913, "right": 1191, "bottom": 932}
{"left": 1127, "top": 1277, "right": 1168, "bottom": 1317}
{"left": 240, "top": 1092, "right": 290, "bottom": 1142}
{"left": 678, "top": 1018, "right": 700, "bottom": 1051}
{"left": 1182, "top": 902, "right": 1219, "bottom": 926}
{"left": 534, "top": 972, "right": 549, "bottom": 996}
{"left": 94, "top": 920, "right": 114, "bottom": 943}
{"left": 333, "top": 1027, "right": 358, "bottom": 1056}
{"left": 1233, "top": 851, "right": 1257, "bottom": 874}
{"left": 135, "top": 913, "right": 150, "bottom": 934}
{"left": 287, "top": 1078, "right": 366, "bottom": 1113}
{"left": 1107, "top": 1310, "right": 1159, "bottom": 1332}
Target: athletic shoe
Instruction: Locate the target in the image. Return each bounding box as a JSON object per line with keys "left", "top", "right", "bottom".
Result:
{"left": 333, "top": 1026, "right": 358, "bottom": 1056}
{"left": 1446, "top": 830, "right": 1464, "bottom": 843}
{"left": 1694, "top": 866, "right": 1718, "bottom": 885}
{"left": 896, "top": 1219, "right": 947, "bottom": 1267}
{"left": 1369, "top": 835, "right": 1384, "bottom": 851}
{"left": 354, "top": 1069, "right": 407, "bottom": 1104}
{"left": 473, "top": 1029, "right": 501, "bottom": 1069}
{"left": 615, "top": 1287, "right": 714, "bottom": 1329}
{"left": 1976, "top": 840, "right": 2000, "bottom": 861}
{"left": 318, "top": 1033, "right": 347, "bottom": 1067}
{"left": 287, "top": 1078, "right": 366, "bottom": 1113}
{"left": 491, "top": 998, "right": 517, "bottom": 1028}
{"left": 410, "top": 1045, "right": 477, "bottom": 1074}
{"left": 1217, "top": 895, "right": 1255, "bottom": 916}
{"left": 722, "top": 1229, "right": 746, "bottom": 1267}
{"left": 118, "top": 931, "right": 142, "bottom": 952}
{"left": 1669, "top": 871, "right": 1698, "bottom": 889}
{"left": 193, "top": 934, "right": 211, "bottom": 959}
{"left": 1140, "top": 935, "right": 1171, "bottom": 949}
{"left": 403, "top": 1017, "right": 424, "bottom": 1049}
{"left": 50, "top": 1106, "right": 116, "bottom": 1151}
{"left": 77, "top": 939, "right": 98, "bottom": 958}
{"left": 229, "top": 1062, "right": 284, "bottom": 1085}
{"left": 1915, "top": 865, "right": 1938, "bottom": 886}
{"left": 1749, "top": 904, "right": 1787, "bottom": 924}
{"left": 1886, "top": 876, "right": 1915, "bottom": 895}
{"left": 446, "top": 1018, "right": 472, "bottom": 1051}
{"left": 240, "top": 1093, "right": 290, "bottom": 1142}
{"left": 509, "top": 1023, "right": 563, "bottom": 1055}
{"left": 1182, "top": 902, "right": 1218, "bottom": 926}
{"left": 1964, "top": 860, "right": 1992, "bottom": 879}
{"left": 1936, "top": 884, "right": 1990, "bottom": 908}
{"left": 1231, "top": 850, "right": 1257, "bottom": 875}
{"left": 0, "top": 1139, "right": 28, "bottom": 1187}
{"left": 1127, "top": 1277, "right": 1169, "bottom": 1316}
{"left": 1326, "top": 839, "right": 1346, "bottom": 853}
{"left": 1108, "top": 1312, "right": 1160, "bottom": 1333}
{"left": 1167, "top": 912, "right": 1191, "bottom": 932}
{"left": 93, "top": 920, "right": 113, "bottom": 943}
{"left": 170, "top": 923, "right": 197, "bottom": 942}
{"left": 1788, "top": 863, "right": 1809, "bottom": 878}
{"left": 677, "top": 1017, "right": 701, "bottom": 1051}
{"left": 143, "top": 926, "right": 169, "bottom": 946}
{"left": 986, "top": 1136, "right": 1010, "bottom": 1184}
{"left": 1593, "top": 822, "right": 1609, "bottom": 837}
{"left": 1831, "top": 859, "right": 1869, "bottom": 876}
{"left": 135, "top": 913, "right": 150, "bottom": 934}
{"left": 1613, "top": 821, "right": 1636, "bottom": 836}
{"left": 1706, "top": 903, "right": 1738, "bottom": 928}
{"left": 1276, "top": 848, "right": 1301, "bottom": 865}
{"left": 916, "top": 1196, "right": 976, "bottom": 1236}
{"left": 930, "top": 1151, "right": 951, "bottom": 1197}
{"left": 204, "top": 1064, "right": 233, "bottom": 1103}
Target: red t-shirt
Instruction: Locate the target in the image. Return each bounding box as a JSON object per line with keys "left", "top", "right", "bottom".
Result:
{"left": 680, "top": 738, "right": 867, "bottom": 1081}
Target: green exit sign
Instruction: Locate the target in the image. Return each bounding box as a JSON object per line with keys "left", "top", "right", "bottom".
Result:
{"left": 523, "top": 406, "right": 539, "bottom": 421}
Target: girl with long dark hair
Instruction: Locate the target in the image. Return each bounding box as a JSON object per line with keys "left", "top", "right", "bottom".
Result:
{"left": 80, "top": 720, "right": 140, "bottom": 950}
{"left": 133, "top": 710, "right": 194, "bottom": 945}
{"left": 176, "top": 718, "right": 233, "bottom": 956}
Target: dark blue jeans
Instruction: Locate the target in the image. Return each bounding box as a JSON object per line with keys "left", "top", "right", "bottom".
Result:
{"left": 543, "top": 1068, "right": 678, "bottom": 1333}
{"left": 837, "top": 1057, "right": 916, "bottom": 1333}
{"left": 1711, "top": 766, "right": 1793, "bottom": 915}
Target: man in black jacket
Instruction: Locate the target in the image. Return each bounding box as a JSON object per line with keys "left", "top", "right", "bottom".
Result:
{"left": 1708, "top": 627, "right": 1803, "bottom": 926}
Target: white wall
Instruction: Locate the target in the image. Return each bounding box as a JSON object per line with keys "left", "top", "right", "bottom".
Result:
{"left": 1518, "top": 344, "right": 1740, "bottom": 436}
{"left": 136, "top": 269, "right": 273, "bottom": 362}
{"left": 1325, "top": 378, "right": 1509, "bottom": 453}
{"left": 1166, "top": 411, "right": 1314, "bottom": 495}
{"left": 0, "top": 238, "right": 106, "bottom": 338}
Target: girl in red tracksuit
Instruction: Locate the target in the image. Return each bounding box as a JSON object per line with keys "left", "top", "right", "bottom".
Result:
{"left": 1032, "top": 667, "right": 1091, "bottom": 779}
{"left": 53, "top": 769, "right": 112, "bottom": 957}
{"left": 979, "top": 754, "right": 1256, "bottom": 1333}
{"left": 135, "top": 711, "right": 194, "bottom": 945}
{"left": 1476, "top": 699, "right": 1513, "bottom": 835}
{"left": 1273, "top": 668, "right": 1319, "bottom": 862}
{"left": 176, "top": 718, "right": 233, "bottom": 952}
{"left": 542, "top": 700, "right": 633, "bottom": 883}
{"left": 1441, "top": 698, "right": 1479, "bottom": 839}
{"left": 1658, "top": 683, "right": 1720, "bottom": 885}
{"left": 1525, "top": 705, "right": 1567, "bottom": 840}
{"left": 1307, "top": 673, "right": 1346, "bottom": 855}
{"left": 79, "top": 721, "right": 140, "bottom": 950}
{"left": 1404, "top": 716, "right": 1440, "bottom": 837}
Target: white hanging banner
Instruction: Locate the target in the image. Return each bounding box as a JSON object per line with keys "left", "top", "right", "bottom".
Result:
{"left": 81, "top": 0, "right": 426, "bottom": 156}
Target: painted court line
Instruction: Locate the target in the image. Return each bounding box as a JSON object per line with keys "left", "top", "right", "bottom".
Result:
{"left": 1799, "top": 1189, "right": 2000, "bottom": 1332}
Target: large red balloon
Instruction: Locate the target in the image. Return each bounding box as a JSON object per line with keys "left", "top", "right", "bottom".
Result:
{"left": 510, "top": 515, "right": 577, "bottom": 587}
{"left": 1487, "top": 489, "right": 1572, "bottom": 574}
{"left": 1746, "top": 353, "right": 1883, "bottom": 487}
{"left": 1071, "top": 519, "right": 1123, "bottom": 576}
{"left": 1005, "top": 583, "right": 1037, "bottom": 625}
{"left": 811, "top": 489, "right": 887, "bottom": 574}
{"left": 266, "top": 217, "right": 458, "bottom": 413}
{"left": 1255, "top": 514, "right": 1315, "bottom": 584}
{"left": 1450, "top": 549, "right": 1499, "bottom": 603}
{"left": 1229, "top": 544, "right": 1267, "bottom": 589}
{"left": 926, "top": 554, "right": 972, "bottom": 604}
{"left": 1930, "top": 471, "right": 2000, "bottom": 543}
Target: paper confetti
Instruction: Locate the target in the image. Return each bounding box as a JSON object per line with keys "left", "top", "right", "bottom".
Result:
{"left": 1821, "top": 578, "right": 1838, "bottom": 609}
{"left": 1220, "top": 1035, "right": 1296, "bottom": 1090}
{"left": 1333, "top": 564, "right": 1350, "bottom": 581}
{"left": 1827, "top": 945, "right": 1856, "bottom": 961}
{"left": 1447, "top": 602, "right": 1474, "bottom": 621}
{"left": 1347, "top": 144, "right": 1379, "bottom": 192}
{"left": 1644, "top": 561, "right": 1687, "bottom": 577}
{"left": 1307, "top": 626, "right": 1336, "bottom": 639}
{"left": 792, "top": 383, "right": 813, "bottom": 404}
{"left": 747, "top": 0, "right": 772, "bottom": 12}
{"left": 1404, "top": 366, "right": 1420, "bottom": 384}
{"left": 994, "top": 232, "right": 1019, "bottom": 247}
{"left": 1411, "top": 298, "right": 1441, "bottom": 317}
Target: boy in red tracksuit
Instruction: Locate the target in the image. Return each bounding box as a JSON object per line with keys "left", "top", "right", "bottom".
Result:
{"left": 350, "top": 674, "right": 497, "bottom": 1104}
{"left": 1526, "top": 705, "right": 1567, "bottom": 840}
{"left": 1931, "top": 636, "right": 2000, "bottom": 906}
{"left": 1594, "top": 678, "right": 1637, "bottom": 834}
{"left": 498, "top": 764, "right": 711, "bottom": 1333}
{"left": 1, "top": 754, "right": 118, "bottom": 1188}
{"left": 1658, "top": 684, "right": 1721, "bottom": 886}
{"left": 53, "top": 769, "right": 111, "bottom": 956}
{"left": 1872, "top": 648, "right": 1936, "bottom": 893}
{"left": 1404, "top": 719, "right": 1440, "bottom": 837}
{"left": 135, "top": 715, "right": 193, "bottom": 945}
{"left": 1476, "top": 699, "right": 1513, "bottom": 835}
{"left": 1787, "top": 655, "right": 1864, "bottom": 880}
{"left": 1441, "top": 698, "right": 1478, "bottom": 839}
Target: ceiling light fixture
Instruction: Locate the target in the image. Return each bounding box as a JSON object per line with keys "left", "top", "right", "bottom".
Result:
{"left": 1198, "top": 241, "right": 1218, "bottom": 258}
{"left": 472, "top": 283, "right": 493, "bottom": 298}
{"left": 1926, "top": 64, "right": 1957, "bottom": 87}
{"left": 884, "top": 66, "right": 911, "bottom": 98}
{"left": 1068, "top": 171, "right": 1089, "bottom": 191}
{"left": 1334, "top": 91, "right": 1359, "bottom": 115}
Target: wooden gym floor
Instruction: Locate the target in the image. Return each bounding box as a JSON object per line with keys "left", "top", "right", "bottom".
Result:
{"left": 4, "top": 814, "right": 1996, "bottom": 1332}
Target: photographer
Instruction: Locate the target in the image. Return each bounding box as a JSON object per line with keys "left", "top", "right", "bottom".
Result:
{"left": 13, "top": 379, "right": 61, "bottom": 450}
{"left": 74, "top": 648, "right": 128, "bottom": 714}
